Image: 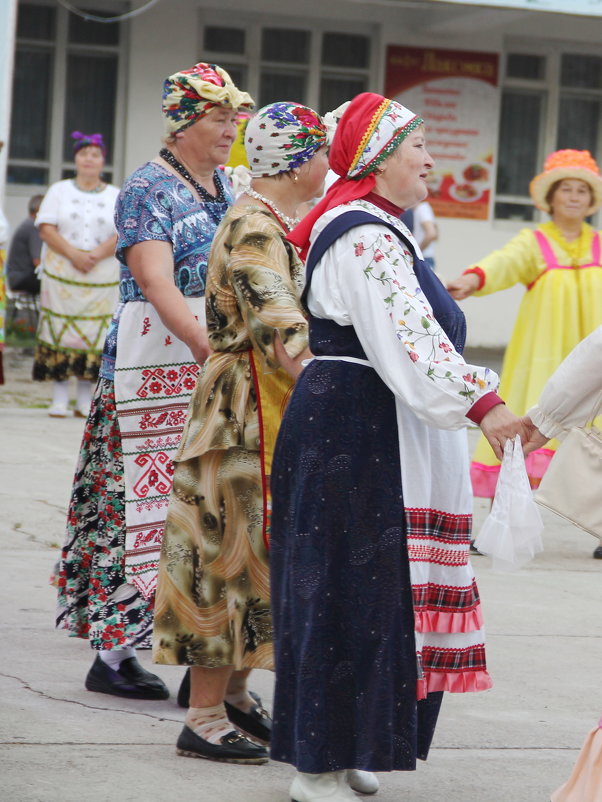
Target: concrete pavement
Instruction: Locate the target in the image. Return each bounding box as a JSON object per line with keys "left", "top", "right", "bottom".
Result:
{"left": 1, "top": 345, "right": 600, "bottom": 802}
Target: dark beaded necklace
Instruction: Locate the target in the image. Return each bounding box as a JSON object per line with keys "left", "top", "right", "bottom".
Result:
{"left": 159, "top": 148, "right": 227, "bottom": 219}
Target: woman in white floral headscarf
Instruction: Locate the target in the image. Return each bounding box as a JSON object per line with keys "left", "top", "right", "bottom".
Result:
{"left": 152, "top": 101, "right": 330, "bottom": 766}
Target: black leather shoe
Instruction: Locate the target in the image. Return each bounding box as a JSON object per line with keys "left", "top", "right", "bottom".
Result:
{"left": 85, "top": 654, "right": 169, "bottom": 700}
{"left": 469, "top": 540, "right": 484, "bottom": 556}
{"left": 176, "top": 725, "right": 268, "bottom": 764}
{"left": 224, "top": 698, "right": 272, "bottom": 744}
{"left": 177, "top": 668, "right": 271, "bottom": 742}
{"left": 593, "top": 545, "right": 602, "bottom": 559}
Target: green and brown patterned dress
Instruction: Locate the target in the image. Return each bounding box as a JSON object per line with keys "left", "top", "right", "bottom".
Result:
{"left": 152, "top": 204, "right": 308, "bottom": 670}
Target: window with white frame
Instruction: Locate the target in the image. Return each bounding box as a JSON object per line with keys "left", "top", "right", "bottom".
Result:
{"left": 8, "top": 2, "right": 125, "bottom": 189}
{"left": 200, "top": 18, "right": 374, "bottom": 116}
{"left": 496, "top": 45, "right": 602, "bottom": 222}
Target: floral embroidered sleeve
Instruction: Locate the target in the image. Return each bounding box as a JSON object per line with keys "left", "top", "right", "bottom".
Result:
{"left": 334, "top": 225, "right": 500, "bottom": 429}
{"left": 227, "top": 211, "right": 308, "bottom": 371}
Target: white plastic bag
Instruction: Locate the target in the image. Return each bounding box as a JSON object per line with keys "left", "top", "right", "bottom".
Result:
{"left": 474, "top": 435, "right": 544, "bottom": 571}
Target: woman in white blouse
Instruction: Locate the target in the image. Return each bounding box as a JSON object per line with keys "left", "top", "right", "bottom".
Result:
{"left": 523, "top": 324, "right": 602, "bottom": 559}
{"left": 270, "top": 92, "right": 526, "bottom": 802}
{"left": 34, "top": 132, "right": 119, "bottom": 417}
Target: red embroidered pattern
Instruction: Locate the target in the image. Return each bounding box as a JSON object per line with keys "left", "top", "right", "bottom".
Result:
{"left": 407, "top": 544, "right": 468, "bottom": 566}
{"left": 132, "top": 452, "right": 175, "bottom": 498}
{"left": 136, "top": 364, "right": 199, "bottom": 398}
{"left": 136, "top": 435, "right": 181, "bottom": 450}
{"left": 141, "top": 317, "right": 151, "bottom": 335}
{"left": 134, "top": 497, "right": 169, "bottom": 514}
{"left": 138, "top": 408, "right": 187, "bottom": 430}
{"left": 131, "top": 526, "right": 164, "bottom": 550}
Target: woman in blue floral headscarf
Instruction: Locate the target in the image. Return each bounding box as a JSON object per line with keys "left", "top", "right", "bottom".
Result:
{"left": 152, "top": 101, "right": 329, "bottom": 765}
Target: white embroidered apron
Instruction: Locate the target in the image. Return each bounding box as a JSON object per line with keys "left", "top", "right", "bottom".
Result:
{"left": 114, "top": 298, "right": 203, "bottom": 598}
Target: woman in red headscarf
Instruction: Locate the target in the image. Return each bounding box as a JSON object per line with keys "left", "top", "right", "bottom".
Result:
{"left": 269, "top": 93, "right": 526, "bottom": 802}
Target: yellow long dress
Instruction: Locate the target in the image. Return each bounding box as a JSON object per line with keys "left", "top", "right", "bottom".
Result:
{"left": 470, "top": 221, "right": 602, "bottom": 497}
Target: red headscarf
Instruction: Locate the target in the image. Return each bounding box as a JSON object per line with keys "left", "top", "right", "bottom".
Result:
{"left": 288, "top": 92, "right": 422, "bottom": 260}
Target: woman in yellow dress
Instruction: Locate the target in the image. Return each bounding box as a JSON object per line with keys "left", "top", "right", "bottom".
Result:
{"left": 448, "top": 149, "right": 602, "bottom": 521}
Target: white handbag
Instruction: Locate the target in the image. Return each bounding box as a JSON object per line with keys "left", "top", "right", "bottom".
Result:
{"left": 535, "top": 409, "right": 602, "bottom": 542}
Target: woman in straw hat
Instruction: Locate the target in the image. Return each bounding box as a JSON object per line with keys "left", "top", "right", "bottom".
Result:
{"left": 56, "top": 63, "right": 254, "bottom": 702}
{"left": 448, "top": 149, "right": 602, "bottom": 535}
{"left": 269, "top": 92, "right": 525, "bottom": 802}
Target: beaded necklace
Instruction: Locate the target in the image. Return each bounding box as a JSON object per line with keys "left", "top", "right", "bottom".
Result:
{"left": 245, "top": 187, "right": 300, "bottom": 232}
{"left": 159, "top": 148, "right": 227, "bottom": 222}
{"left": 72, "top": 179, "right": 105, "bottom": 194}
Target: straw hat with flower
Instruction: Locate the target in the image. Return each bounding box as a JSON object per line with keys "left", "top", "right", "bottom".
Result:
{"left": 529, "top": 149, "right": 602, "bottom": 214}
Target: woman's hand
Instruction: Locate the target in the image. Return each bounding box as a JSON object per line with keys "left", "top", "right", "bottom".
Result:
{"left": 274, "top": 334, "right": 311, "bottom": 380}
{"left": 479, "top": 403, "right": 528, "bottom": 460}
{"left": 40, "top": 223, "right": 98, "bottom": 273}
{"left": 69, "top": 249, "right": 98, "bottom": 273}
{"left": 447, "top": 272, "right": 480, "bottom": 300}
{"left": 187, "top": 325, "right": 212, "bottom": 366}
{"left": 520, "top": 415, "right": 550, "bottom": 455}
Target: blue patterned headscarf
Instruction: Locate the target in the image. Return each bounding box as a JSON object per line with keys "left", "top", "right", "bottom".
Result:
{"left": 245, "top": 102, "right": 327, "bottom": 178}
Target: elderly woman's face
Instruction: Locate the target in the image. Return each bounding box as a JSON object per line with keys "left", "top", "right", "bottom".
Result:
{"left": 182, "top": 106, "right": 239, "bottom": 167}
{"left": 375, "top": 127, "right": 434, "bottom": 209}
{"left": 550, "top": 178, "right": 592, "bottom": 221}
{"left": 74, "top": 145, "right": 104, "bottom": 177}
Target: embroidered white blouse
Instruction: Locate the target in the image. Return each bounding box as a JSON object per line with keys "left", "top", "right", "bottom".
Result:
{"left": 306, "top": 199, "right": 500, "bottom": 695}
{"left": 307, "top": 199, "right": 500, "bottom": 428}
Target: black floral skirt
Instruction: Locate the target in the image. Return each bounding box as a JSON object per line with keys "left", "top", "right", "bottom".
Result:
{"left": 55, "top": 378, "right": 154, "bottom": 650}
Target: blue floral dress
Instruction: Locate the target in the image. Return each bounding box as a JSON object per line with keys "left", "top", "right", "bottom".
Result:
{"left": 56, "top": 161, "right": 232, "bottom": 650}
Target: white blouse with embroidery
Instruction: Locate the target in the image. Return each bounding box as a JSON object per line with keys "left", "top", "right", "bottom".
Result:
{"left": 305, "top": 199, "right": 499, "bottom": 694}
{"left": 307, "top": 199, "right": 500, "bottom": 429}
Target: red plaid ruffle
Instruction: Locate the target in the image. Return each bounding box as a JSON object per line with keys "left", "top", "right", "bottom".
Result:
{"left": 412, "top": 579, "right": 480, "bottom": 613}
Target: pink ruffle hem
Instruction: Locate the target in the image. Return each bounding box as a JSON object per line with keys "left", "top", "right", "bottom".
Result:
{"left": 414, "top": 606, "right": 484, "bottom": 634}
{"left": 416, "top": 669, "right": 493, "bottom": 700}
{"left": 470, "top": 447, "right": 555, "bottom": 499}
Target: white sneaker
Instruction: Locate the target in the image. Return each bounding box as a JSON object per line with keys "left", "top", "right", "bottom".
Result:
{"left": 290, "top": 771, "right": 357, "bottom": 801}
{"left": 346, "top": 770, "right": 379, "bottom": 795}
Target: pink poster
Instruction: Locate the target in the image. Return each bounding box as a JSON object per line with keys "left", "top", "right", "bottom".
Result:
{"left": 386, "top": 46, "right": 499, "bottom": 220}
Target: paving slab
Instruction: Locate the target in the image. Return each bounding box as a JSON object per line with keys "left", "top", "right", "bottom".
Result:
{"left": 1, "top": 346, "right": 599, "bottom": 801}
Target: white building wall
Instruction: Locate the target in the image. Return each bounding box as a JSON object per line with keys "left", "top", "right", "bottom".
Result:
{"left": 6, "top": 0, "right": 602, "bottom": 347}
{"left": 118, "top": 0, "right": 602, "bottom": 347}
